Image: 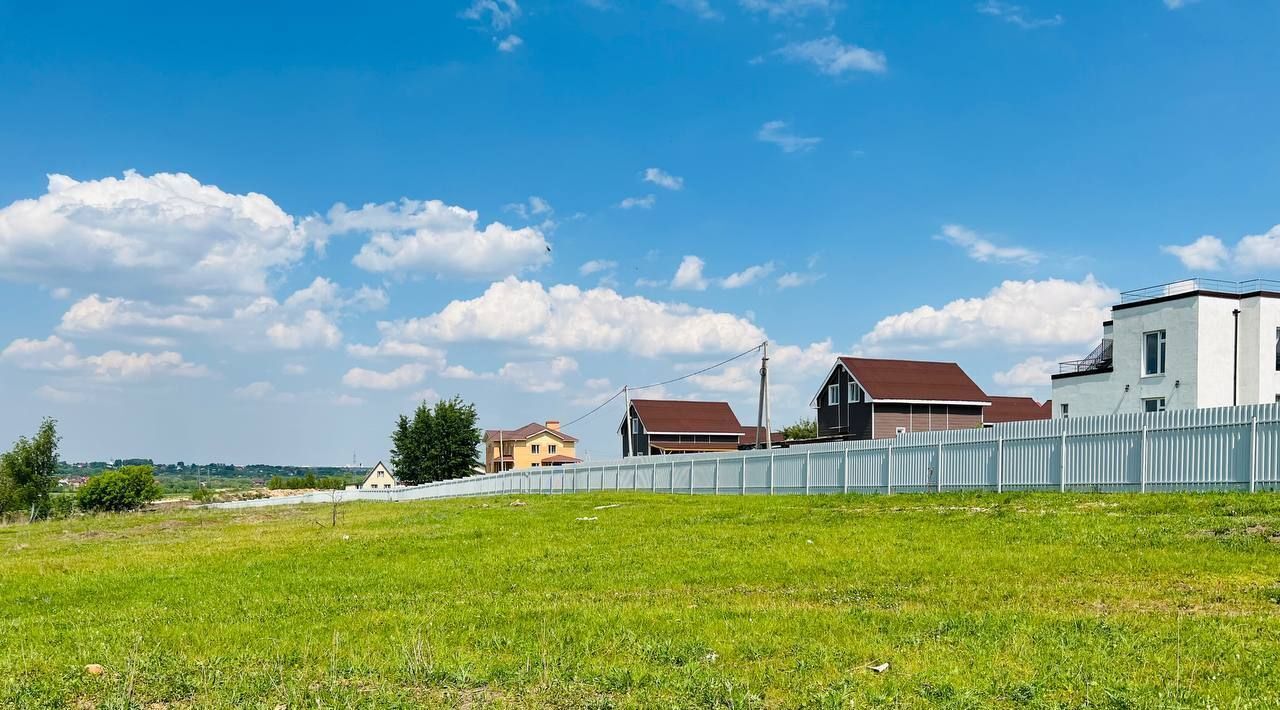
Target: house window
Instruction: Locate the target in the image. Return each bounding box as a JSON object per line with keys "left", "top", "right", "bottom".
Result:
{"left": 1060, "top": 403, "right": 1069, "bottom": 418}
{"left": 530, "top": 444, "right": 540, "bottom": 454}
{"left": 894, "top": 426, "right": 907, "bottom": 436}
{"left": 1143, "top": 397, "right": 1166, "bottom": 413}
{"left": 631, "top": 418, "right": 641, "bottom": 434}
{"left": 548, "top": 444, "right": 557, "bottom": 454}
{"left": 1143, "top": 330, "right": 1167, "bottom": 376}
{"left": 828, "top": 383, "right": 839, "bottom": 405}
{"left": 848, "top": 383, "right": 863, "bottom": 403}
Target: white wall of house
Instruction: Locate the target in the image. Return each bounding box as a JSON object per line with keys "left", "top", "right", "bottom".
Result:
{"left": 1237, "top": 296, "right": 1280, "bottom": 404}
{"left": 1053, "top": 293, "right": 1280, "bottom": 417}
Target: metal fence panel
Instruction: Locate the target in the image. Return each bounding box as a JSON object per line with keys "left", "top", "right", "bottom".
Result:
{"left": 208, "top": 403, "right": 1280, "bottom": 509}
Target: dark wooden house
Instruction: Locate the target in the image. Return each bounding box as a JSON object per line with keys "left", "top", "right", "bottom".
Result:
{"left": 620, "top": 399, "right": 759, "bottom": 456}
{"left": 811, "top": 357, "right": 991, "bottom": 439}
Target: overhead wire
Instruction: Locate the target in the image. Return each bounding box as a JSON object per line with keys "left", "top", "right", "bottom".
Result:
{"left": 558, "top": 341, "right": 766, "bottom": 432}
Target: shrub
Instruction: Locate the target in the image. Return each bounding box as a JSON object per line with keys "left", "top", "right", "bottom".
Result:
{"left": 77, "top": 465, "right": 163, "bottom": 513}
{"left": 47, "top": 493, "right": 76, "bottom": 519}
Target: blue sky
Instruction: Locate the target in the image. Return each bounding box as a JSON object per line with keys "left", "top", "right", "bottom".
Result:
{"left": 1, "top": 0, "right": 1278, "bottom": 465}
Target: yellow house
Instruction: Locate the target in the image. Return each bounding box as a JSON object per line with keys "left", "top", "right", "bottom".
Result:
{"left": 358, "top": 461, "right": 398, "bottom": 489}
{"left": 484, "top": 420, "right": 581, "bottom": 472}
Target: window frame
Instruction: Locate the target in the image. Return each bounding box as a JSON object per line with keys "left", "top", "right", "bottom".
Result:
{"left": 1060, "top": 403, "right": 1069, "bottom": 418}
{"left": 848, "top": 382, "right": 863, "bottom": 404}
{"left": 548, "top": 444, "right": 557, "bottom": 454}
{"left": 530, "top": 444, "right": 540, "bottom": 454}
{"left": 1142, "top": 397, "right": 1166, "bottom": 413}
{"left": 1142, "top": 329, "right": 1167, "bottom": 377}
{"left": 827, "top": 383, "right": 839, "bottom": 406}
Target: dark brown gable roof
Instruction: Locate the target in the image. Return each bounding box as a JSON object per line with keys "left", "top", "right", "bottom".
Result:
{"left": 484, "top": 423, "right": 578, "bottom": 443}
{"left": 738, "top": 426, "right": 784, "bottom": 446}
{"left": 837, "top": 357, "right": 990, "bottom": 404}
{"left": 630, "top": 399, "right": 742, "bottom": 434}
{"left": 985, "top": 396, "right": 1051, "bottom": 423}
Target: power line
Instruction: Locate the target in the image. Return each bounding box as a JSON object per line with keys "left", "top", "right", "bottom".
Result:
{"left": 631, "top": 342, "right": 765, "bottom": 391}
{"left": 558, "top": 341, "right": 766, "bottom": 431}
{"left": 559, "top": 387, "right": 625, "bottom": 430}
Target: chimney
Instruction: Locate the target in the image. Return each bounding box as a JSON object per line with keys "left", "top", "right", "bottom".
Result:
{"left": 546, "top": 420, "right": 560, "bottom": 431}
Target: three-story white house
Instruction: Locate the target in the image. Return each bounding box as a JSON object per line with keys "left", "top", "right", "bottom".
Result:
{"left": 1051, "top": 279, "right": 1280, "bottom": 418}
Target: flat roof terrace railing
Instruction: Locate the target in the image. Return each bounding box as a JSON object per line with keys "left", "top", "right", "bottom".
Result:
{"left": 1120, "top": 278, "right": 1280, "bottom": 304}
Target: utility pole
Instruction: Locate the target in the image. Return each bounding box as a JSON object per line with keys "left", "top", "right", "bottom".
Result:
{"left": 623, "top": 385, "right": 632, "bottom": 458}
{"left": 755, "top": 341, "right": 772, "bottom": 449}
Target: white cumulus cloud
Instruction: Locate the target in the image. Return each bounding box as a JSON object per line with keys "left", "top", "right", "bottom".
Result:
{"left": 861, "top": 276, "right": 1118, "bottom": 351}
{"left": 1161, "top": 235, "right": 1229, "bottom": 271}
{"left": 342, "top": 363, "right": 430, "bottom": 390}
{"left": 671, "top": 255, "right": 709, "bottom": 290}
{"left": 312, "top": 199, "right": 550, "bottom": 278}
{"left": 936, "top": 224, "right": 1041, "bottom": 265}
{"left": 381, "top": 277, "right": 766, "bottom": 358}
{"left": 265, "top": 310, "right": 342, "bottom": 350}
{"left": 643, "top": 168, "right": 684, "bottom": 191}
{"left": 619, "top": 195, "right": 656, "bottom": 210}
{"left": 757, "top": 120, "right": 822, "bottom": 153}
{"left": 772, "top": 36, "right": 887, "bottom": 76}
{"left": 720, "top": 262, "right": 775, "bottom": 288}
{"left": 0, "top": 171, "right": 313, "bottom": 297}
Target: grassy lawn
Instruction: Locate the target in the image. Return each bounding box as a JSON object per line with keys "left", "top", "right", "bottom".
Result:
{"left": 3, "top": 492, "right": 1280, "bottom": 708}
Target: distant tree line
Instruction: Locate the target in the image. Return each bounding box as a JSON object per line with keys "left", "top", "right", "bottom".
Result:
{"left": 390, "top": 396, "right": 482, "bottom": 485}
{"left": 267, "top": 473, "right": 346, "bottom": 490}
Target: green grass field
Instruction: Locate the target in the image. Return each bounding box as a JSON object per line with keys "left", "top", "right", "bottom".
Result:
{"left": 3, "top": 492, "right": 1280, "bottom": 708}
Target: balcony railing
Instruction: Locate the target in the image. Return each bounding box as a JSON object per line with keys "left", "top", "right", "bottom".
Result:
{"left": 1120, "top": 278, "right": 1280, "bottom": 304}
{"left": 1059, "top": 338, "right": 1113, "bottom": 375}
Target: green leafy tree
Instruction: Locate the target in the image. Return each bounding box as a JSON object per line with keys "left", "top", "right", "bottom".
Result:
{"left": 781, "top": 418, "right": 817, "bottom": 441}
{"left": 390, "top": 397, "right": 480, "bottom": 484}
{"left": 428, "top": 396, "right": 482, "bottom": 482}
{"left": 77, "top": 465, "right": 163, "bottom": 513}
{"left": 0, "top": 418, "right": 60, "bottom": 517}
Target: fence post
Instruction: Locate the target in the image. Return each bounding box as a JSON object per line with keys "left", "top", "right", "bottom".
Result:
{"left": 1059, "top": 426, "right": 1068, "bottom": 493}
{"left": 769, "top": 453, "right": 775, "bottom": 495}
{"left": 1139, "top": 423, "right": 1148, "bottom": 493}
{"left": 742, "top": 457, "right": 747, "bottom": 496}
{"left": 690, "top": 461, "right": 695, "bottom": 496}
{"left": 714, "top": 458, "right": 720, "bottom": 495}
{"left": 996, "top": 436, "right": 1003, "bottom": 494}
{"left": 1250, "top": 415, "right": 1259, "bottom": 493}
{"left": 805, "top": 450, "right": 811, "bottom": 495}
{"left": 652, "top": 463, "right": 657, "bottom": 493}
{"left": 886, "top": 445, "right": 893, "bottom": 496}
{"left": 842, "top": 447, "right": 849, "bottom": 494}
{"left": 937, "top": 441, "right": 944, "bottom": 493}
{"left": 586, "top": 467, "right": 591, "bottom": 493}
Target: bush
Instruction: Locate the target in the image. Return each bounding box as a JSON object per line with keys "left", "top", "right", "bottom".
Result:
{"left": 190, "top": 486, "right": 215, "bottom": 504}
{"left": 47, "top": 493, "right": 76, "bottom": 519}
{"left": 77, "top": 465, "right": 163, "bottom": 513}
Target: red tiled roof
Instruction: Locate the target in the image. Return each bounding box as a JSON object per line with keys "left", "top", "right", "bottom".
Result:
{"left": 985, "top": 396, "right": 1052, "bottom": 423}
{"left": 540, "top": 454, "right": 582, "bottom": 464}
{"left": 738, "top": 426, "right": 784, "bottom": 446}
{"left": 484, "top": 422, "right": 578, "bottom": 442}
{"left": 837, "top": 357, "right": 990, "bottom": 404}
{"left": 629, "top": 399, "right": 743, "bottom": 434}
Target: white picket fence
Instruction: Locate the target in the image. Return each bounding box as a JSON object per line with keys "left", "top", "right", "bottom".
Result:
{"left": 210, "top": 403, "right": 1280, "bottom": 509}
